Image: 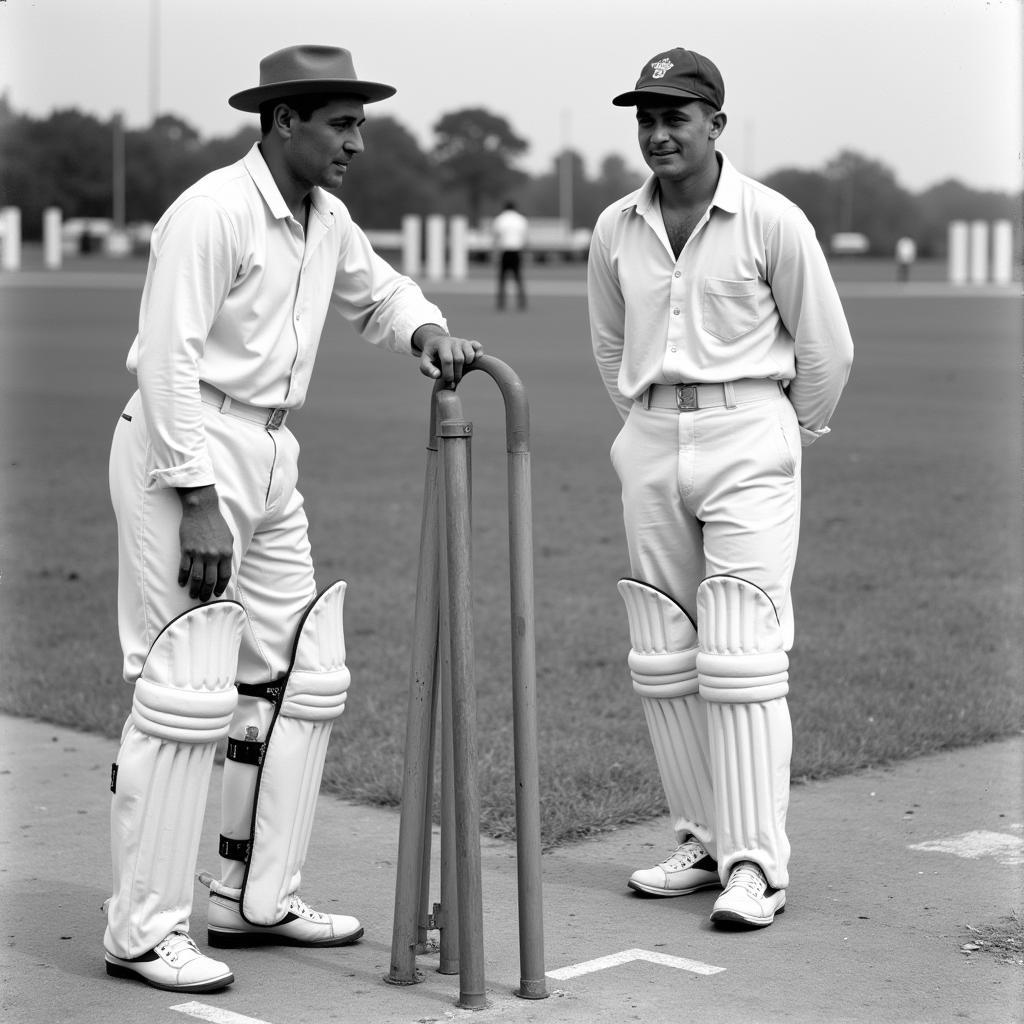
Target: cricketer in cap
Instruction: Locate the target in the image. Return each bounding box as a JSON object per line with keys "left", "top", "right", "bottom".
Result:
{"left": 103, "top": 44, "right": 483, "bottom": 995}
{"left": 589, "top": 46, "right": 852, "bottom": 929}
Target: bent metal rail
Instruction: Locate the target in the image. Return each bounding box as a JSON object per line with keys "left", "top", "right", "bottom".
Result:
{"left": 386, "top": 354, "right": 547, "bottom": 1009}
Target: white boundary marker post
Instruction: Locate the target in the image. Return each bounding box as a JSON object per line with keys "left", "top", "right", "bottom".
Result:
{"left": 401, "top": 214, "right": 421, "bottom": 278}
{"left": 991, "top": 219, "right": 1014, "bottom": 286}
{"left": 425, "top": 214, "right": 445, "bottom": 281}
{"left": 947, "top": 220, "right": 968, "bottom": 285}
{"left": 449, "top": 215, "right": 468, "bottom": 281}
{"left": 43, "top": 207, "right": 63, "bottom": 269}
{"left": 969, "top": 219, "right": 989, "bottom": 285}
{"left": 0, "top": 207, "right": 22, "bottom": 271}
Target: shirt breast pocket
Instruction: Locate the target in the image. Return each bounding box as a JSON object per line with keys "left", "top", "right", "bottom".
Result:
{"left": 702, "top": 277, "right": 758, "bottom": 342}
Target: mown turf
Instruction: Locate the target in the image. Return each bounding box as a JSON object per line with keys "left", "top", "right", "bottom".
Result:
{"left": 0, "top": 264, "right": 1020, "bottom": 847}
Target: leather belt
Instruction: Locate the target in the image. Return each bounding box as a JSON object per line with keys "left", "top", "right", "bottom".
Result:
{"left": 199, "top": 381, "right": 289, "bottom": 430}
{"left": 641, "top": 378, "right": 783, "bottom": 412}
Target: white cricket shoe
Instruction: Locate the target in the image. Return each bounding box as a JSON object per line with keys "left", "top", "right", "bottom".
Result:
{"left": 628, "top": 839, "right": 721, "bottom": 896}
{"left": 710, "top": 861, "right": 786, "bottom": 927}
{"left": 104, "top": 930, "right": 234, "bottom": 992}
{"left": 202, "top": 874, "right": 363, "bottom": 948}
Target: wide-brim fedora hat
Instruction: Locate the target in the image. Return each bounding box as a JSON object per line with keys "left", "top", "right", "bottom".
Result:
{"left": 228, "top": 44, "right": 396, "bottom": 112}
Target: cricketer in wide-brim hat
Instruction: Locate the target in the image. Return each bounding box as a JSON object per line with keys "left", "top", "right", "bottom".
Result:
{"left": 228, "top": 44, "right": 396, "bottom": 112}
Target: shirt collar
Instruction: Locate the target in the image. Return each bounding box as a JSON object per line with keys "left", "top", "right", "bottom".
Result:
{"left": 243, "top": 143, "right": 290, "bottom": 220}
{"left": 712, "top": 152, "right": 742, "bottom": 214}
{"left": 242, "top": 143, "right": 334, "bottom": 225}
{"left": 623, "top": 150, "right": 742, "bottom": 217}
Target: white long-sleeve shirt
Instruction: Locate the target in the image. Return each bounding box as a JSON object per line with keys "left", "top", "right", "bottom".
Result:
{"left": 588, "top": 153, "right": 853, "bottom": 443}
{"left": 127, "top": 143, "right": 447, "bottom": 489}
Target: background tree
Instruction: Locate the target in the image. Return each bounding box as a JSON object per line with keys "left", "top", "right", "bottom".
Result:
{"left": 338, "top": 116, "right": 442, "bottom": 228}
{"left": 123, "top": 114, "right": 221, "bottom": 222}
{"left": 823, "top": 150, "right": 921, "bottom": 254}
{"left": 761, "top": 167, "right": 838, "bottom": 241}
{"left": 431, "top": 107, "right": 528, "bottom": 225}
{"left": 0, "top": 104, "right": 114, "bottom": 229}
{"left": 0, "top": 96, "right": 1019, "bottom": 256}
{"left": 914, "top": 179, "right": 1022, "bottom": 257}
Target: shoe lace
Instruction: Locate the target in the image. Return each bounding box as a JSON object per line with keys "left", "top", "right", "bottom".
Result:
{"left": 725, "top": 863, "right": 767, "bottom": 898}
{"left": 156, "top": 931, "right": 200, "bottom": 964}
{"left": 288, "top": 893, "right": 326, "bottom": 922}
{"left": 662, "top": 840, "right": 707, "bottom": 871}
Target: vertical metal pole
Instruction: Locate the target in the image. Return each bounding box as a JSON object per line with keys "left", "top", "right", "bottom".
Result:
{"left": 436, "top": 391, "right": 487, "bottom": 1010}
{"left": 437, "top": 496, "right": 459, "bottom": 975}
{"left": 112, "top": 112, "right": 126, "bottom": 231}
{"left": 506, "top": 443, "right": 547, "bottom": 998}
{"left": 388, "top": 359, "right": 547, "bottom": 1004}
{"left": 483, "top": 358, "right": 547, "bottom": 1000}
{"left": 415, "top": 666, "right": 438, "bottom": 954}
{"left": 387, "top": 437, "right": 442, "bottom": 985}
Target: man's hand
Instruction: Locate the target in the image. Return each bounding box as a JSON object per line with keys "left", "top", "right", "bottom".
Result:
{"left": 176, "top": 484, "right": 234, "bottom": 602}
{"left": 412, "top": 324, "right": 483, "bottom": 385}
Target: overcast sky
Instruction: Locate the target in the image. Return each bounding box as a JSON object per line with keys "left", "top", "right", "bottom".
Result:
{"left": 2, "top": 0, "right": 1021, "bottom": 193}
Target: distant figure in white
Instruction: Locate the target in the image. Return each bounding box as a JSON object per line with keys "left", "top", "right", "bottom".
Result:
{"left": 492, "top": 200, "right": 529, "bottom": 310}
{"left": 895, "top": 236, "right": 917, "bottom": 283}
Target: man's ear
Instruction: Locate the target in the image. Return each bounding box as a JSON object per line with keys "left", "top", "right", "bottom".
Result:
{"left": 272, "top": 103, "right": 295, "bottom": 138}
{"left": 709, "top": 110, "right": 727, "bottom": 140}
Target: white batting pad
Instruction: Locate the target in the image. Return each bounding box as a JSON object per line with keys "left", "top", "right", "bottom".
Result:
{"left": 219, "top": 581, "right": 351, "bottom": 926}
{"left": 696, "top": 575, "right": 791, "bottom": 889}
{"left": 618, "top": 579, "right": 715, "bottom": 850}
{"left": 106, "top": 601, "right": 245, "bottom": 958}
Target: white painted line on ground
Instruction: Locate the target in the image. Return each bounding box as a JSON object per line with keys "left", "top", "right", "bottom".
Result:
{"left": 909, "top": 829, "right": 1024, "bottom": 866}
{"left": 170, "top": 1003, "right": 274, "bottom": 1024}
{"left": 546, "top": 947, "right": 725, "bottom": 980}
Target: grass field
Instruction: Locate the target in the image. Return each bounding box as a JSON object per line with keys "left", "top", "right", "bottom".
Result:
{"left": 1, "top": 258, "right": 1021, "bottom": 848}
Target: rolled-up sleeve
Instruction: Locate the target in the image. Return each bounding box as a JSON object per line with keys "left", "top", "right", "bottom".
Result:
{"left": 767, "top": 207, "right": 854, "bottom": 445}
{"left": 135, "top": 197, "right": 238, "bottom": 488}
{"left": 330, "top": 212, "right": 447, "bottom": 352}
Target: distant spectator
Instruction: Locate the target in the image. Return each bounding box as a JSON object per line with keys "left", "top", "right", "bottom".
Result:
{"left": 895, "top": 236, "right": 917, "bottom": 282}
{"left": 492, "top": 200, "right": 529, "bottom": 310}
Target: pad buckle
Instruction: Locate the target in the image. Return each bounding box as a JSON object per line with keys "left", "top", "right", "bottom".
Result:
{"left": 676, "top": 384, "right": 699, "bottom": 411}
{"left": 266, "top": 407, "right": 287, "bottom": 429}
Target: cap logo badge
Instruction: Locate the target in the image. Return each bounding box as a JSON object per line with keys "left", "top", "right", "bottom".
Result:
{"left": 651, "top": 58, "right": 674, "bottom": 79}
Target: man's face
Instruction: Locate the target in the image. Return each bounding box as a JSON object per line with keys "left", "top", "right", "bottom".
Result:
{"left": 285, "top": 97, "right": 366, "bottom": 191}
{"left": 636, "top": 100, "right": 720, "bottom": 181}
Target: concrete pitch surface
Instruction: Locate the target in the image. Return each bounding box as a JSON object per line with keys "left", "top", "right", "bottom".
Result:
{"left": 1, "top": 714, "right": 1021, "bottom": 1024}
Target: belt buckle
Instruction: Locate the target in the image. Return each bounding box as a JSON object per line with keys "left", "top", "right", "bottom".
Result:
{"left": 676, "top": 384, "right": 699, "bottom": 411}
{"left": 266, "top": 408, "right": 287, "bottom": 429}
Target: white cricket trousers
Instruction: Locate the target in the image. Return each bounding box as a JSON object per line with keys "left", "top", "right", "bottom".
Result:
{"left": 612, "top": 387, "right": 802, "bottom": 888}
{"left": 109, "top": 389, "right": 317, "bottom": 687}
{"left": 105, "top": 390, "right": 319, "bottom": 957}
{"left": 611, "top": 389, "right": 802, "bottom": 642}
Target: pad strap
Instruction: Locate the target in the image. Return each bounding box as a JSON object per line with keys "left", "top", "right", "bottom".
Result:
{"left": 230, "top": 580, "right": 351, "bottom": 925}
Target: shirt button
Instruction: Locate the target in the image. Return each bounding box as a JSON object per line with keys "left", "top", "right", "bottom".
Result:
{"left": 674, "top": 271, "right": 681, "bottom": 278}
{"left": 295, "top": 313, "right": 302, "bottom": 321}
{"left": 672, "top": 308, "right": 680, "bottom": 315}
{"left": 670, "top": 346, "right": 677, "bottom": 352}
